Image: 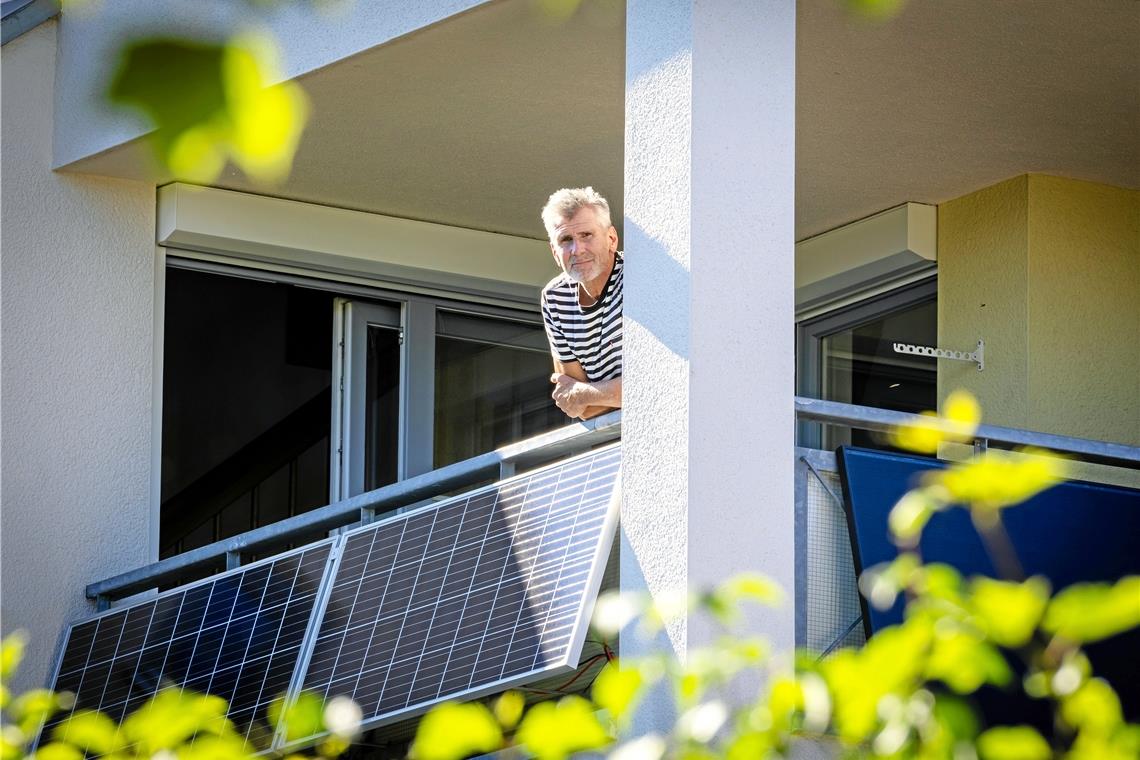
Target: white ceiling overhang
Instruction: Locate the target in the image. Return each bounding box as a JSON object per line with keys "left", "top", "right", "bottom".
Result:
{"left": 66, "top": 0, "right": 1139, "bottom": 243}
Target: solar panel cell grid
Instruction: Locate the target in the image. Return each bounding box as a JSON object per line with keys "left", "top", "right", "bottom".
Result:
{"left": 42, "top": 542, "right": 334, "bottom": 749}
{"left": 43, "top": 443, "right": 620, "bottom": 755}
{"left": 295, "top": 444, "right": 620, "bottom": 738}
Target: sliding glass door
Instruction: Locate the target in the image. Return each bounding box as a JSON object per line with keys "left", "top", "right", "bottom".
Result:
{"left": 163, "top": 263, "right": 565, "bottom": 556}
{"left": 332, "top": 298, "right": 565, "bottom": 504}
{"left": 797, "top": 279, "right": 938, "bottom": 450}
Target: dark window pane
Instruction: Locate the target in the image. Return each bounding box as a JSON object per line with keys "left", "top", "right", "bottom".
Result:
{"left": 365, "top": 326, "right": 401, "bottom": 491}
{"left": 434, "top": 315, "right": 564, "bottom": 468}
{"left": 820, "top": 299, "right": 937, "bottom": 449}
{"left": 161, "top": 268, "right": 333, "bottom": 555}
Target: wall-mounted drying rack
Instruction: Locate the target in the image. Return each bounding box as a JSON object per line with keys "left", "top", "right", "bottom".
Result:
{"left": 893, "top": 339, "right": 984, "bottom": 371}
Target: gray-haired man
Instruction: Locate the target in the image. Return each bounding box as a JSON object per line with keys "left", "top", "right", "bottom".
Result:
{"left": 539, "top": 187, "right": 623, "bottom": 420}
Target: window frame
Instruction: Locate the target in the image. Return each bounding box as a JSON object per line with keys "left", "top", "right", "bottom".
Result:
{"left": 162, "top": 254, "right": 557, "bottom": 535}
{"left": 795, "top": 276, "right": 937, "bottom": 449}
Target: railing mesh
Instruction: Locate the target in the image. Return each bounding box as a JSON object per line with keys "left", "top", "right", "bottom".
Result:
{"left": 804, "top": 464, "right": 865, "bottom": 654}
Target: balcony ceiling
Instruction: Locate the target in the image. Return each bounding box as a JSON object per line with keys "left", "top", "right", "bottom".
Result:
{"left": 70, "top": 0, "right": 1139, "bottom": 242}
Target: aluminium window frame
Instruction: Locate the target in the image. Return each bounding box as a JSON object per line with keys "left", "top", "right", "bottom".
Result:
{"left": 795, "top": 276, "right": 937, "bottom": 449}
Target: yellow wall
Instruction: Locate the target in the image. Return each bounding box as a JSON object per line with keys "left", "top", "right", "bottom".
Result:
{"left": 938, "top": 175, "right": 1139, "bottom": 447}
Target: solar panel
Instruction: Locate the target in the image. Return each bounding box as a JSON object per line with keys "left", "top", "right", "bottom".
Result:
{"left": 291, "top": 443, "right": 621, "bottom": 742}
{"left": 41, "top": 443, "right": 621, "bottom": 754}
{"left": 43, "top": 542, "right": 334, "bottom": 748}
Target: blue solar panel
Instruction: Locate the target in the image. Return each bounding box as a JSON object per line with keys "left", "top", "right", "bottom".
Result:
{"left": 43, "top": 542, "right": 334, "bottom": 747}
{"left": 41, "top": 444, "right": 621, "bottom": 754}
{"left": 291, "top": 443, "right": 621, "bottom": 741}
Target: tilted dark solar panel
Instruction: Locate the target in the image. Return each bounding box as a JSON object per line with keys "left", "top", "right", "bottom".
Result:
{"left": 42, "top": 541, "right": 334, "bottom": 747}
{"left": 292, "top": 443, "right": 621, "bottom": 741}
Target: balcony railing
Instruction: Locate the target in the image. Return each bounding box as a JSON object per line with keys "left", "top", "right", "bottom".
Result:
{"left": 89, "top": 400, "right": 1139, "bottom": 612}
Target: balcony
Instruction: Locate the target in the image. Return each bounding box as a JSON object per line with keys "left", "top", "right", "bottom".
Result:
{"left": 89, "top": 398, "right": 1140, "bottom": 631}
{"left": 50, "top": 399, "right": 1137, "bottom": 751}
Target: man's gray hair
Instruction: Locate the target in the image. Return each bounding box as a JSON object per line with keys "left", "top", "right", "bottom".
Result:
{"left": 540, "top": 187, "right": 612, "bottom": 240}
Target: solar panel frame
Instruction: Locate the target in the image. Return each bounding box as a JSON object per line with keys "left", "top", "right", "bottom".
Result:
{"left": 37, "top": 538, "right": 339, "bottom": 753}
{"left": 278, "top": 443, "right": 622, "bottom": 750}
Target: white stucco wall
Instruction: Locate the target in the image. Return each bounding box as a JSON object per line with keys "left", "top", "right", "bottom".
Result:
{"left": 53, "top": 0, "right": 489, "bottom": 169}
{"left": 1, "top": 21, "right": 157, "bottom": 693}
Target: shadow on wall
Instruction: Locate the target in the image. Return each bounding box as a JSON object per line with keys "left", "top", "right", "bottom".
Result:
{"left": 623, "top": 220, "right": 690, "bottom": 362}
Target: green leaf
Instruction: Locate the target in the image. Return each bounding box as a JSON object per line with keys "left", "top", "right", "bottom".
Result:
{"left": 889, "top": 490, "right": 935, "bottom": 543}
{"left": 411, "top": 702, "right": 502, "bottom": 760}
{"left": 859, "top": 553, "right": 925, "bottom": 610}
{"left": 28, "top": 743, "right": 85, "bottom": 760}
{"left": 1060, "top": 678, "right": 1123, "bottom": 735}
{"left": 932, "top": 694, "right": 980, "bottom": 741}
{"left": 52, "top": 710, "right": 122, "bottom": 756}
{"left": 514, "top": 696, "right": 610, "bottom": 760}
{"left": 1043, "top": 577, "right": 1140, "bottom": 643}
{"left": 269, "top": 691, "right": 325, "bottom": 743}
{"left": 11, "top": 688, "right": 66, "bottom": 736}
{"left": 724, "top": 731, "right": 772, "bottom": 760}
{"left": 821, "top": 620, "right": 931, "bottom": 742}
{"left": 926, "top": 630, "right": 1010, "bottom": 693}
{"left": 716, "top": 573, "right": 784, "bottom": 608}
{"left": 977, "top": 725, "right": 1050, "bottom": 760}
{"left": 1066, "top": 732, "right": 1134, "bottom": 760}
{"left": 174, "top": 732, "right": 252, "bottom": 760}
{"left": 766, "top": 677, "right": 801, "bottom": 732}
{"left": 107, "top": 34, "right": 308, "bottom": 184}
{"left": 0, "top": 632, "right": 27, "bottom": 681}
{"left": 493, "top": 690, "right": 525, "bottom": 730}
{"left": 928, "top": 448, "right": 1065, "bottom": 512}
{"left": 968, "top": 576, "right": 1050, "bottom": 648}
{"left": 121, "top": 689, "right": 232, "bottom": 752}
{"left": 592, "top": 661, "right": 643, "bottom": 721}
{"left": 917, "top": 563, "right": 966, "bottom": 604}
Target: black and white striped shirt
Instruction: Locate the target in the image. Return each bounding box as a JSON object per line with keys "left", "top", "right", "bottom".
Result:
{"left": 540, "top": 253, "right": 623, "bottom": 383}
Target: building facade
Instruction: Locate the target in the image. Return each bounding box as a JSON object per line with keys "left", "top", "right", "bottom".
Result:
{"left": 2, "top": 0, "right": 1137, "bottom": 740}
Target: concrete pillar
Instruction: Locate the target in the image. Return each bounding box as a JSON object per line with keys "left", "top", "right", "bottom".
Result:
{"left": 621, "top": 0, "right": 796, "bottom": 723}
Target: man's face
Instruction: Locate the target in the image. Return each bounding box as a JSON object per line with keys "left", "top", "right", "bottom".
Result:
{"left": 549, "top": 206, "right": 618, "bottom": 287}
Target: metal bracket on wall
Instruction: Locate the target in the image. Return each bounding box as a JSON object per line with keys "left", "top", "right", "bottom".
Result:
{"left": 893, "top": 339, "right": 984, "bottom": 371}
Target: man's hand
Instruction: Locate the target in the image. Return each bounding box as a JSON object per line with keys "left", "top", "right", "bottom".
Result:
{"left": 551, "top": 373, "right": 593, "bottom": 419}
{"left": 550, "top": 373, "right": 622, "bottom": 420}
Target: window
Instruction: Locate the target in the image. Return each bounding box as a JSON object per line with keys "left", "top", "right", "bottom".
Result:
{"left": 434, "top": 310, "right": 564, "bottom": 468}
{"left": 796, "top": 278, "right": 937, "bottom": 450}
{"left": 161, "top": 263, "right": 563, "bottom": 557}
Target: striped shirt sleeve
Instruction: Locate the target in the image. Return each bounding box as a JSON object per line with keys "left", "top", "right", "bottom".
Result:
{"left": 541, "top": 290, "right": 576, "bottom": 363}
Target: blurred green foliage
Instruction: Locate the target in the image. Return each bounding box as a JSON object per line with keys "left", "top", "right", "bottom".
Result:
{"left": 0, "top": 631, "right": 358, "bottom": 760}
{"left": 411, "top": 391, "right": 1140, "bottom": 760}
{"left": 107, "top": 32, "right": 309, "bottom": 185}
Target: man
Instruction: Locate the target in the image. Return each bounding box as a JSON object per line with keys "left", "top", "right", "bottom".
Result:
{"left": 539, "top": 187, "right": 623, "bottom": 420}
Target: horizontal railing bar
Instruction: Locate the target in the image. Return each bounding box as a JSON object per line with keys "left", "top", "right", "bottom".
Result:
{"left": 795, "top": 397, "right": 1140, "bottom": 467}
{"left": 87, "top": 411, "right": 622, "bottom": 601}
{"left": 90, "top": 398, "right": 1138, "bottom": 602}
